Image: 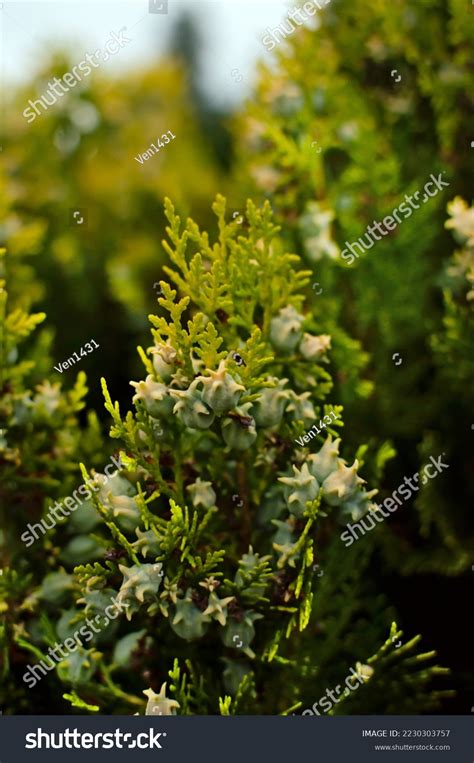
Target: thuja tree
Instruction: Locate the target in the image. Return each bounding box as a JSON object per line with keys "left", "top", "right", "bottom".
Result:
{"left": 5, "top": 52, "right": 226, "bottom": 410}
{"left": 398, "top": 198, "right": 474, "bottom": 574}
{"left": 0, "top": 238, "right": 104, "bottom": 713}
{"left": 27, "top": 196, "right": 449, "bottom": 716}
{"left": 232, "top": 0, "right": 473, "bottom": 573}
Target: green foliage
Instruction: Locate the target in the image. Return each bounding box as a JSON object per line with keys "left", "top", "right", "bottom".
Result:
{"left": 235, "top": 0, "right": 473, "bottom": 574}
{"left": 331, "top": 624, "right": 453, "bottom": 715}
{"left": 4, "top": 198, "right": 448, "bottom": 715}
{"left": 3, "top": 53, "right": 227, "bottom": 414}
{"left": 2, "top": 2, "right": 466, "bottom": 715}
{"left": 0, "top": 224, "right": 105, "bottom": 712}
